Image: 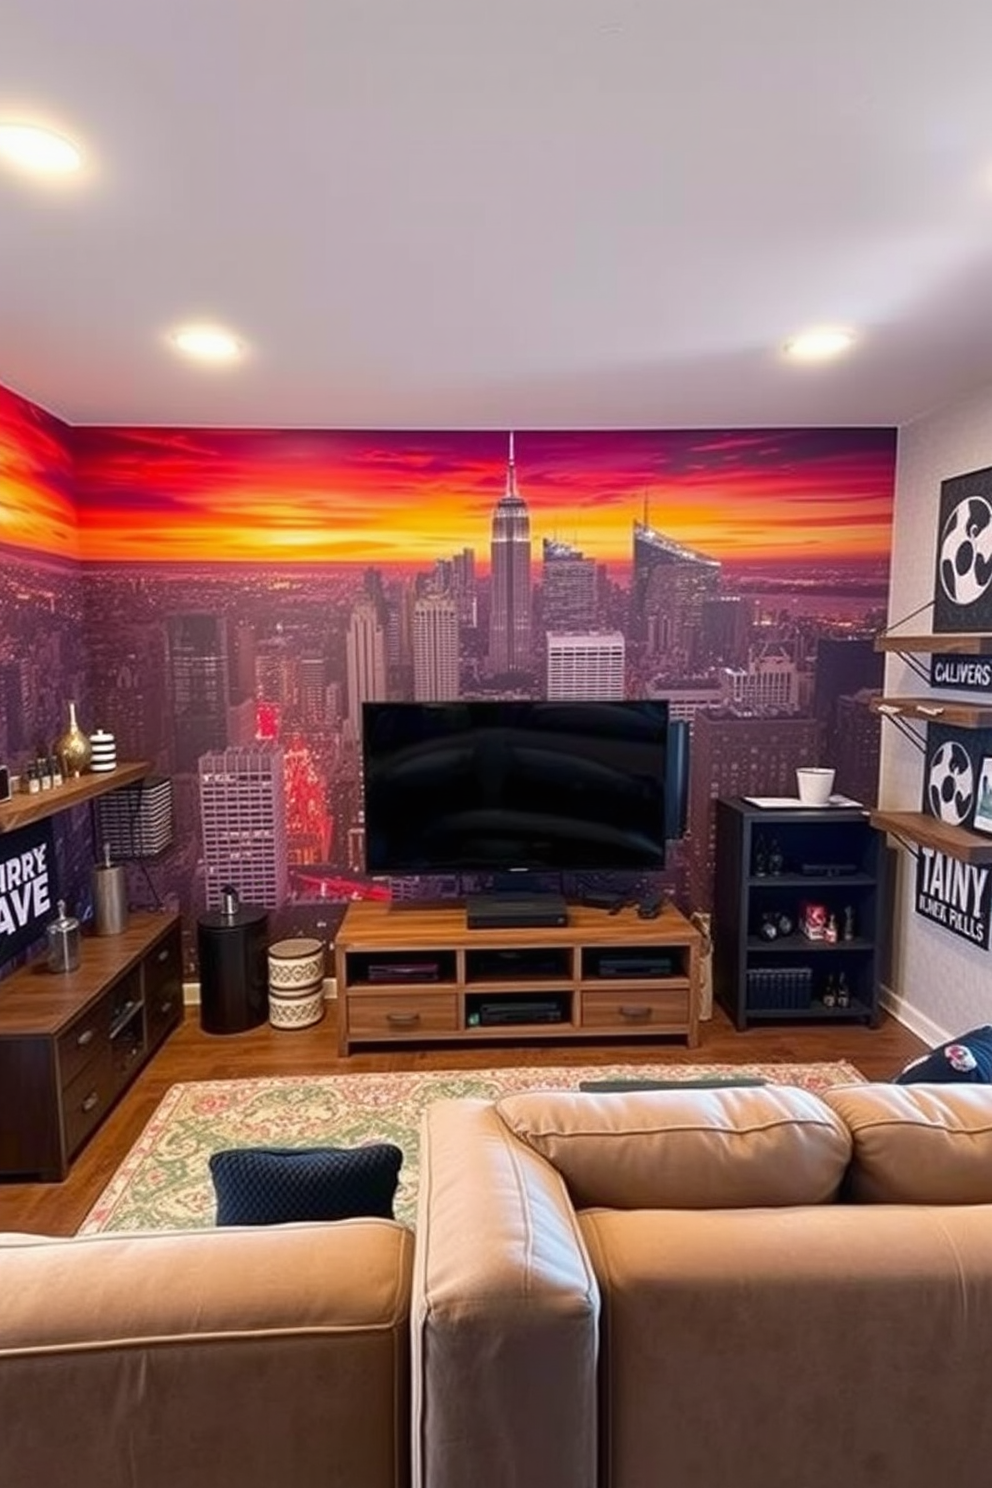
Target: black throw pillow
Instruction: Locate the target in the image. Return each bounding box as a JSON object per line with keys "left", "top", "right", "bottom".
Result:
{"left": 209, "top": 1143, "right": 403, "bottom": 1226}
{"left": 894, "top": 1026, "right": 992, "bottom": 1085}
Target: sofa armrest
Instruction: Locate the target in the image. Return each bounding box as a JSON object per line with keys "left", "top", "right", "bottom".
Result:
{"left": 412, "top": 1099, "right": 599, "bottom": 1488}
{"left": 0, "top": 1219, "right": 412, "bottom": 1488}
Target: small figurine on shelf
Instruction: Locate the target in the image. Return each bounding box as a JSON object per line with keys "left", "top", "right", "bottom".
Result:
{"left": 767, "top": 838, "right": 785, "bottom": 876}
{"left": 836, "top": 973, "right": 851, "bottom": 1009}
{"left": 825, "top": 913, "right": 839, "bottom": 944}
{"left": 753, "top": 834, "right": 769, "bottom": 877}
{"left": 776, "top": 911, "right": 794, "bottom": 937}
{"left": 759, "top": 912, "right": 779, "bottom": 941}
{"left": 842, "top": 905, "right": 855, "bottom": 942}
{"left": 822, "top": 975, "right": 837, "bottom": 1009}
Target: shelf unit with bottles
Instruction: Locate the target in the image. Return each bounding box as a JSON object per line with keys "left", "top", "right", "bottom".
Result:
{"left": 713, "top": 798, "right": 889, "bottom": 1031}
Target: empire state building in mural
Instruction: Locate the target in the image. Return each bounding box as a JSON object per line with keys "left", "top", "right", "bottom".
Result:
{"left": 488, "top": 433, "right": 532, "bottom": 673}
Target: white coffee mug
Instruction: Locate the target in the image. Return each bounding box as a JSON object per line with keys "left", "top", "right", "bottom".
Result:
{"left": 796, "top": 767, "right": 835, "bottom": 806}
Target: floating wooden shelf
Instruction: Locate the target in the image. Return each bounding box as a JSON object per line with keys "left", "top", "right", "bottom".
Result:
{"left": 869, "top": 810, "right": 992, "bottom": 865}
{"left": 871, "top": 696, "right": 992, "bottom": 729}
{"left": 0, "top": 762, "right": 152, "bottom": 835}
{"left": 875, "top": 633, "right": 992, "bottom": 655}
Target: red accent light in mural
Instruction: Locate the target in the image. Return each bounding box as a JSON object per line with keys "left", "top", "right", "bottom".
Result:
{"left": 283, "top": 733, "right": 331, "bottom": 863}
{"left": 256, "top": 702, "right": 279, "bottom": 739}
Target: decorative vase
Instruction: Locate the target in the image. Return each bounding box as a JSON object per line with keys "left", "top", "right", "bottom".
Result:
{"left": 55, "top": 701, "right": 91, "bottom": 778}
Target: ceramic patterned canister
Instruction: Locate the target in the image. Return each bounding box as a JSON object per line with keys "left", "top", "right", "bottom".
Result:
{"left": 269, "top": 987, "right": 326, "bottom": 1030}
{"left": 89, "top": 729, "right": 117, "bottom": 773}
{"left": 267, "top": 937, "right": 325, "bottom": 991}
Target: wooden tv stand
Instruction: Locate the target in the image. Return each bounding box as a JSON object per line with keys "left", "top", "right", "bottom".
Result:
{"left": 334, "top": 900, "right": 701, "bottom": 1054}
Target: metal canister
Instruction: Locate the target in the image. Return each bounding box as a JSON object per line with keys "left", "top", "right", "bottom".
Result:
{"left": 46, "top": 900, "right": 81, "bottom": 973}
{"left": 93, "top": 842, "right": 128, "bottom": 936}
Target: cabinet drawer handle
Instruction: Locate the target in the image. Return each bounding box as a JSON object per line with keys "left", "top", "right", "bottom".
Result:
{"left": 156, "top": 948, "right": 169, "bottom": 963}
{"left": 76, "top": 1028, "right": 96, "bottom": 1048}
{"left": 619, "top": 1004, "right": 652, "bottom": 1021}
{"left": 385, "top": 1011, "right": 420, "bottom": 1027}
{"left": 81, "top": 1091, "right": 99, "bottom": 1114}
{"left": 158, "top": 999, "right": 174, "bottom": 1016}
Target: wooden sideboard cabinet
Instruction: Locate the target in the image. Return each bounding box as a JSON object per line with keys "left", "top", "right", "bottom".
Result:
{"left": 0, "top": 911, "right": 182, "bottom": 1181}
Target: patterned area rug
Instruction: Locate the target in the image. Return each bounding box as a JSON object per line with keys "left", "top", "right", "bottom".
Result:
{"left": 79, "top": 1060, "right": 865, "bottom": 1234}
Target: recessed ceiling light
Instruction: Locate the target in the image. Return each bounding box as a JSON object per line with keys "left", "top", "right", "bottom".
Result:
{"left": 783, "top": 327, "right": 856, "bottom": 362}
{"left": 170, "top": 325, "right": 245, "bottom": 363}
{"left": 0, "top": 122, "right": 82, "bottom": 176}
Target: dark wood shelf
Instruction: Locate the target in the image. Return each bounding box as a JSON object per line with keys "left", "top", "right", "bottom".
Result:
{"left": 869, "top": 810, "right": 992, "bottom": 865}
{"left": 872, "top": 696, "right": 992, "bottom": 728}
{"left": 0, "top": 762, "right": 151, "bottom": 835}
{"left": 746, "top": 936, "right": 874, "bottom": 953}
{"left": 747, "top": 872, "right": 876, "bottom": 889}
{"left": 745, "top": 998, "right": 873, "bottom": 1021}
{"left": 874, "top": 633, "right": 992, "bottom": 655}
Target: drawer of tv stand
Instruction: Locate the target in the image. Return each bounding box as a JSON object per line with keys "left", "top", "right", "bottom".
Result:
{"left": 347, "top": 991, "right": 459, "bottom": 1039}
{"left": 581, "top": 985, "right": 690, "bottom": 1031}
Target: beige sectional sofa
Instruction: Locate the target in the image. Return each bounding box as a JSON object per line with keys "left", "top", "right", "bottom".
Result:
{"left": 4, "top": 1082, "right": 992, "bottom": 1488}
{"left": 414, "top": 1082, "right": 992, "bottom": 1488}
{"left": 0, "top": 1217, "right": 413, "bottom": 1488}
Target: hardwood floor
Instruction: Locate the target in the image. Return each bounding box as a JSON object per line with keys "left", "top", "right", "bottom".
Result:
{"left": 0, "top": 998, "right": 926, "bottom": 1237}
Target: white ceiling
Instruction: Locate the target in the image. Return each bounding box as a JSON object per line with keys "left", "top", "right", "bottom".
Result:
{"left": 3, "top": 0, "right": 992, "bottom": 429}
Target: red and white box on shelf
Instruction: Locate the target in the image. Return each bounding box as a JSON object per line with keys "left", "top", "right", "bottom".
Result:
{"left": 800, "top": 902, "right": 828, "bottom": 940}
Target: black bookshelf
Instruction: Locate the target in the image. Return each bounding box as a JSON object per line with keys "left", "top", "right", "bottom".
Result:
{"left": 712, "top": 798, "right": 890, "bottom": 1030}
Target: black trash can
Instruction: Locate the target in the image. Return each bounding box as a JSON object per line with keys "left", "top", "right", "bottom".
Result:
{"left": 198, "top": 892, "right": 269, "bottom": 1034}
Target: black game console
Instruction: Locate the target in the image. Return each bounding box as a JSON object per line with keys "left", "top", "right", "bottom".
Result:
{"left": 466, "top": 893, "right": 569, "bottom": 930}
{"left": 799, "top": 862, "right": 858, "bottom": 877}
{"left": 367, "top": 961, "right": 440, "bottom": 982}
{"left": 598, "top": 954, "right": 677, "bottom": 978}
{"left": 476, "top": 999, "right": 565, "bottom": 1026}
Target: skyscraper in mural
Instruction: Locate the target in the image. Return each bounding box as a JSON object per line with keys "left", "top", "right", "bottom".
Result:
{"left": 413, "top": 595, "right": 460, "bottom": 699}
{"left": 346, "top": 601, "right": 387, "bottom": 737}
{"left": 199, "top": 744, "right": 289, "bottom": 910}
{"left": 542, "top": 539, "right": 597, "bottom": 630}
{"left": 168, "top": 613, "right": 230, "bottom": 773}
{"left": 546, "top": 632, "right": 625, "bottom": 699}
{"left": 488, "top": 433, "right": 532, "bottom": 673}
{"left": 630, "top": 519, "right": 721, "bottom": 671}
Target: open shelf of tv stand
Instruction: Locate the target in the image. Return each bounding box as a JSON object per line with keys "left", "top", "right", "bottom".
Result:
{"left": 334, "top": 901, "right": 702, "bottom": 1053}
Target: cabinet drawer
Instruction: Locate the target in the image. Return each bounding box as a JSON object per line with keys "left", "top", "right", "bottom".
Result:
{"left": 57, "top": 998, "right": 113, "bottom": 1090}
{"left": 581, "top": 986, "right": 690, "bottom": 1031}
{"left": 144, "top": 931, "right": 183, "bottom": 1046}
{"left": 62, "top": 1047, "right": 115, "bottom": 1158}
{"left": 347, "top": 991, "right": 458, "bottom": 1038}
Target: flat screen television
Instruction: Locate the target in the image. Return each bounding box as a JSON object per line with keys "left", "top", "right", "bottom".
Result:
{"left": 361, "top": 700, "right": 670, "bottom": 875}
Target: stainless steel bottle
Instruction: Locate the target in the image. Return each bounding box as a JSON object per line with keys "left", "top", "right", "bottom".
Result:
{"left": 46, "top": 900, "right": 81, "bottom": 973}
{"left": 93, "top": 841, "right": 128, "bottom": 936}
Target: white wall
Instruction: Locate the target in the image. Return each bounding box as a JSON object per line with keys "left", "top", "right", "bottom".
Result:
{"left": 881, "top": 379, "right": 992, "bottom": 1044}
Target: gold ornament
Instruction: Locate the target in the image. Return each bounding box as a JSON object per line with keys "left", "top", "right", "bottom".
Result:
{"left": 55, "top": 700, "right": 92, "bottom": 778}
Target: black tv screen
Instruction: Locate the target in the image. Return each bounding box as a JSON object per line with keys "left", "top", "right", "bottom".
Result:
{"left": 362, "top": 700, "right": 670, "bottom": 875}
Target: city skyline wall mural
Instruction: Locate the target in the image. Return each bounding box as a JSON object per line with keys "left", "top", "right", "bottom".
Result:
{"left": 3, "top": 386, "right": 898, "bottom": 971}
{"left": 0, "top": 384, "right": 95, "bottom": 965}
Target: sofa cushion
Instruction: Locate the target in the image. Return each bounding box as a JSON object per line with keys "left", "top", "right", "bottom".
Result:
{"left": 495, "top": 1085, "right": 851, "bottom": 1210}
{"left": 209, "top": 1143, "right": 403, "bottom": 1226}
{"left": 821, "top": 1084, "right": 992, "bottom": 1203}
{"left": 894, "top": 1025, "right": 992, "bottom": 1084}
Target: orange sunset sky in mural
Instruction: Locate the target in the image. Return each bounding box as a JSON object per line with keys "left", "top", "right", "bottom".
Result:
{"left": 1, "top": 386, "right": 897, "bottom": 569}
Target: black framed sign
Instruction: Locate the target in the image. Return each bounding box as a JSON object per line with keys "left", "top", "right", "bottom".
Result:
{"left": 974, "top": 757, "right": 992, "bottom": 838}
{"left": 915, "top": 846, "right": 991, "bottom": 949}
{"left": 933, "top": 466, "right": 992, "bottom": 635}
{"left": 0, "top": 818, "right": 57, "bottom": 969}
{"left": 928, "top": 655, "right": 992, "bottom": 692}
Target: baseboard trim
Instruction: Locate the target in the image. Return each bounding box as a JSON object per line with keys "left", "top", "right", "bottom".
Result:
{"left": 183, "top": 977, "right": 338, "bottom": 1008}
{"left": 878, "top": 981, "right": 943, "bottom": 1047}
